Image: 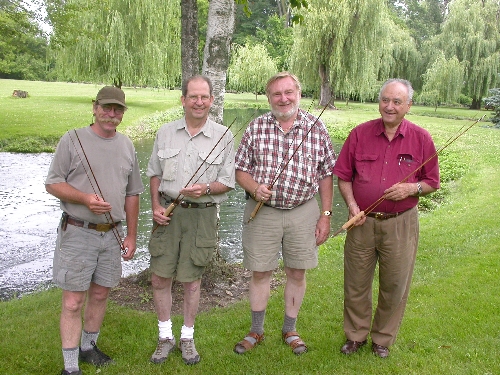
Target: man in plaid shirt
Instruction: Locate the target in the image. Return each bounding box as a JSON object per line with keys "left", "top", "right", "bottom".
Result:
{"left": 233, "top": 72, "right": 336, "bottom": 356}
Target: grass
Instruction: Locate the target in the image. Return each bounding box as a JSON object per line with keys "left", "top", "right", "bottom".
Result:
{"left": 1, "top": 80, "right": 499, "bottom": 374}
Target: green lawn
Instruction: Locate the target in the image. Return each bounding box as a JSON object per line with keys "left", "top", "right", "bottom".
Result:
{"left": 0, "top": 79, "right": 499, "bottom": 374}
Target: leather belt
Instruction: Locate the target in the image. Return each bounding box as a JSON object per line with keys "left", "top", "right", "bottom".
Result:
{"left": 366, "top": 211, "right": 404, "bottom": 220}
{"left": 66, "top": 215, "right": 120, "bottom": 232}
{"left": 162, "top": 195, "right": 216, "bottom": 209}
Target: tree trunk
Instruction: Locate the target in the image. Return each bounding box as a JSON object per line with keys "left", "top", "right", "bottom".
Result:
{"left": 202, "top": 0, "right": 236, "bottom": 124}
{"left": 471, "top": 97, "right": 482, "bottom": 110}
{"left": 181, "top": 0, "right": 200, "bottom": 82}
{"left": 318, "top": 62, "right": 336, "bottom": 109}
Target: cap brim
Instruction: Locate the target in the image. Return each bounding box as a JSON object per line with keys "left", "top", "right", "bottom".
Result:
{"left": 98, "top": 99, "right": 127, "bottom": 108}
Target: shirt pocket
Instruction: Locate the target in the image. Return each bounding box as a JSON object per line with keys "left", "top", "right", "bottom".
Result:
{"left": 397, "top": 153, "right": 421, "bottom": 180}
{"left": 198, "top": 151, "right": 223, "bottom": 182}
{"left": 354, "top": 153, "right": 379, "bottom": 183}
{"left": 158, "top": 148, "right": 181, "bottom": 181}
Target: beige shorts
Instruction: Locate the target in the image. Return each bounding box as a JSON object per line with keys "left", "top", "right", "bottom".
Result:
{"left": 52, "top": 220, "right": 123, "bottom": 291}
{"left": 148, "top": 202, "right": 217, "bottom": 282}
{"left": 241, "top": 198, "right": 319, "bottom": 272}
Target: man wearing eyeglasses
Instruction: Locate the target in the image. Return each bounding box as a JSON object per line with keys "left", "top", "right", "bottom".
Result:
{"left": 46, "top": 86, "right": 144, "bottom": 375}
{"left": 146, "top": 75, "right": 235, "bottom": 366}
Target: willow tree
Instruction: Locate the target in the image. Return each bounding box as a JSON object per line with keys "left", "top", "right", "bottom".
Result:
{"left": 431, "top": 0, "right": 500, "bottom": 109}
{"left": 228, "top": 43, "right": 278, "bottom": 100}
{"left": 290, "top": 0, "right": 410, "bottom": 106}
{"left": 50, "top": 0, "right": 181, "bottom": 88}
{"left": 419, "top": 53, "right": 464, "bottom": 110}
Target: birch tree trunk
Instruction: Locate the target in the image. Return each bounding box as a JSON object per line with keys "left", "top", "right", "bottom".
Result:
{"left": 181, "top": 0, "right": 199, "bottom": 82}
{"left": 202, "top": 0, "right": 236, "bottom": 124}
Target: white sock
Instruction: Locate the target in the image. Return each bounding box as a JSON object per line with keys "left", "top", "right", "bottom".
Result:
{"left": 158, "top": 319, "right": 173, "bottom": 339}
{"left": 180, "top": 324, "right": 194, "bottom": 340}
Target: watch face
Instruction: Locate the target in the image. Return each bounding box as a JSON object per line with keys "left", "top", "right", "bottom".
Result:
{"left": 323, "top": 211, "right": 332, "bottom": 216}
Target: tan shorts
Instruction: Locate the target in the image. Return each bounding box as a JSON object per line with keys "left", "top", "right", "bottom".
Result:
{"left": 241, "top": 198, "right": 319, "bottom": 272}
{"left": 148, "top": 202, "right": 217, "bottom": 282}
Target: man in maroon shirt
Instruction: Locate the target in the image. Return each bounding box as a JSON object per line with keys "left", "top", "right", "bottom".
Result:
{"left": 333, "top": 78, "right": 440, "bottom": 358}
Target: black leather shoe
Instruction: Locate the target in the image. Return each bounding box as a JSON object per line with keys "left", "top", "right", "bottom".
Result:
{"left": 340, "top": 340, "right": 367, "bottom": 354}
{"left": 372, "top": 342, "right": 389, "bottom": 358}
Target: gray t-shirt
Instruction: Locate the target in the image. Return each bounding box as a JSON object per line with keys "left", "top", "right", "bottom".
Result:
{"left": 46, "top": 125, "right": 144, "bottom": 223}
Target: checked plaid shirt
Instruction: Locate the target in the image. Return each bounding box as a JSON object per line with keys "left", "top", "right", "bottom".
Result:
{"left": 235, "top": 108, "right": 336, "bottom": 209}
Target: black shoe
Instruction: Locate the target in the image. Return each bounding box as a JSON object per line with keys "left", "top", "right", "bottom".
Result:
{"left": 60, "top": 369, "right": 82, "bottom": 375}
{"left": 340, "top": 339, "right": 367, "bottom": 354}
{"left": 79, "top": 341, "right": 114, "bottom": 366}
{"left": 372, "top": 342, "right": 390, "bottom": 358}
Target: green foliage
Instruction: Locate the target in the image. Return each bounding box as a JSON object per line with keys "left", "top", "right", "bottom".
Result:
{"left": 388, "top": 0, "right": 445, "bottom": 47}
{"left": 227, "top": 43, "right": 278, "bottom": 98}
{"left": 483, "top": 88, "right": 500, "bottom": 127}
{"left": 0, "top": 0, "right": 48, "bottom": 80}
{"left": 325, "top": 120, "right": 356, "bottom": 141}
{"left": 431, "top": 0, "right": 500, "bottom": 108}
{"left": 254, "top": 14, "right": 294, "bottom": 71}
{"left": 48, "top": 0, "right": 181, "bottom": 88}
{"left": 123, "top": 107, "right": 185, "bottom": 141}
{"left": 290, "top": 0, "right": 417, "bottom": 101}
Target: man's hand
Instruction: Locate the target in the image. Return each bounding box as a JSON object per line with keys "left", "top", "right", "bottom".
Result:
{"left": 315, "top": 215, "right": 331, "bottom": 245}
{"left": 121, "top": 235, "right": 136, "bottom": 261}
{"left": 152, "top": 204, "right": 172, "bottom": 226}
{"left": 384, "top": 182, "right": 415, "bottom": 201}
{"left": 180, "top": 184, "right": 205, "bottom": 199}
{"left": 86, "top": 194, "right": 112, "bottom": 215}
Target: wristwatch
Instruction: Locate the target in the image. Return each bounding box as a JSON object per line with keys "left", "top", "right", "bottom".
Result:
{"left": 322, "top": 210, "right": 332, "bottom": 216}
{"left": 206, "top": 183, "right": 211, "bottom": 195}
{"left": 416, "top": 182, "right": 423, "bottom": 196}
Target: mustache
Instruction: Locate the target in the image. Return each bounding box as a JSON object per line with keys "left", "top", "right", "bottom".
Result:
{"left": 97, "top": 116, "right": 121, "bottom": 125}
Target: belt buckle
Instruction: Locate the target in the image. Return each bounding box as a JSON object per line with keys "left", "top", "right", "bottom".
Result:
{"left": 374, "top": 213, "right": 384, "bottom": 220}
{"left": 95, "top": 223, "right": 110, "bottom": 232}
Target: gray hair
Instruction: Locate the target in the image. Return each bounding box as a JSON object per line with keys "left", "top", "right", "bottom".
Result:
{"left": 265, "top": 71, "right": 302, "bottom": 96}
{"left": 378, "top": 78, "right": 414, "bottom": 104}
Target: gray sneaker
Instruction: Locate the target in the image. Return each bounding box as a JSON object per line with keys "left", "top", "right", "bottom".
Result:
{"left": 180, "top": 338, "right": 200, "bottom": 365}
{"left": 150, "top": 337, "right": 176, "bottom": 364}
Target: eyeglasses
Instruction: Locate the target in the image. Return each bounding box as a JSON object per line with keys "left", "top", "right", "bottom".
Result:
{"left": 100, "top": 104, "right": 125, "bottom": 115}
{"left": 186, "top": 95, "right": 212, "bottom": 103}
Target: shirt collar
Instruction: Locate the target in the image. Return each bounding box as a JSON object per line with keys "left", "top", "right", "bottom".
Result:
{"left": 178, "top": 117, "right": 213, "bottom": 137}
{"left": 375, "top": 117, "right": 408, "bottom": 138}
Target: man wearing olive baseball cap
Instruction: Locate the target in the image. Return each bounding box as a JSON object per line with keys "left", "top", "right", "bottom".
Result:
{"left": 95, "top": 86, "right": 127, "bottom": 108}
{"left": 46, "top": 85, "right": 143, "bottom": 375}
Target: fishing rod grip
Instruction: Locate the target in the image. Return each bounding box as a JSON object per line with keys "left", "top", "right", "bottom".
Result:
{"left": 248, "top": 201, "right": 264, "bottom": 222}
{"left": 163, "top": 202, "right": 177, "bottom": 216}
{"left": 342, "top": 211, "right": 365, "bottom": 229}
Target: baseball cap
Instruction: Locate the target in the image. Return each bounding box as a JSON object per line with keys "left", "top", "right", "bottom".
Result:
{"left": 95, "top": 86, "right": 127, "bottom": 108}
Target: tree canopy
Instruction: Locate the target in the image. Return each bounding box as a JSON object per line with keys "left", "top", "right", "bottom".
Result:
{"left": 228, "top": 43, "right": 278, "bottom": 99}
{"left": 419, "top": 53, "right": 464, "bottom": 109}
{"left": 290, "top": 0, "right": 398, "bottom": 105}
{"left": 0, "top": 0, "right": 48, "bottom": 80}
{"left": 431, "top": 0, "right": 500, "bottom": 109}
{"left": 48, "top": 0, "right": 181, "bottom": 88}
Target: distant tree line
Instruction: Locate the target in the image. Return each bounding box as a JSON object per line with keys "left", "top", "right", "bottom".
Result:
{"left": 1, "top": 0, "right": 498, "bottom": 113}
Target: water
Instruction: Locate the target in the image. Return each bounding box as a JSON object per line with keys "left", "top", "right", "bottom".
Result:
{"left": 0, "top": 112, "right": 347, "bottom": 301}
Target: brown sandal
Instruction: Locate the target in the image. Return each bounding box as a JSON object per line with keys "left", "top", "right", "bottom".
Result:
{"left": 234, "top": 332, "right": 264, "bottom": 354}
{"left": 283, "top": 331, "right": 308, "bottom": 355}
